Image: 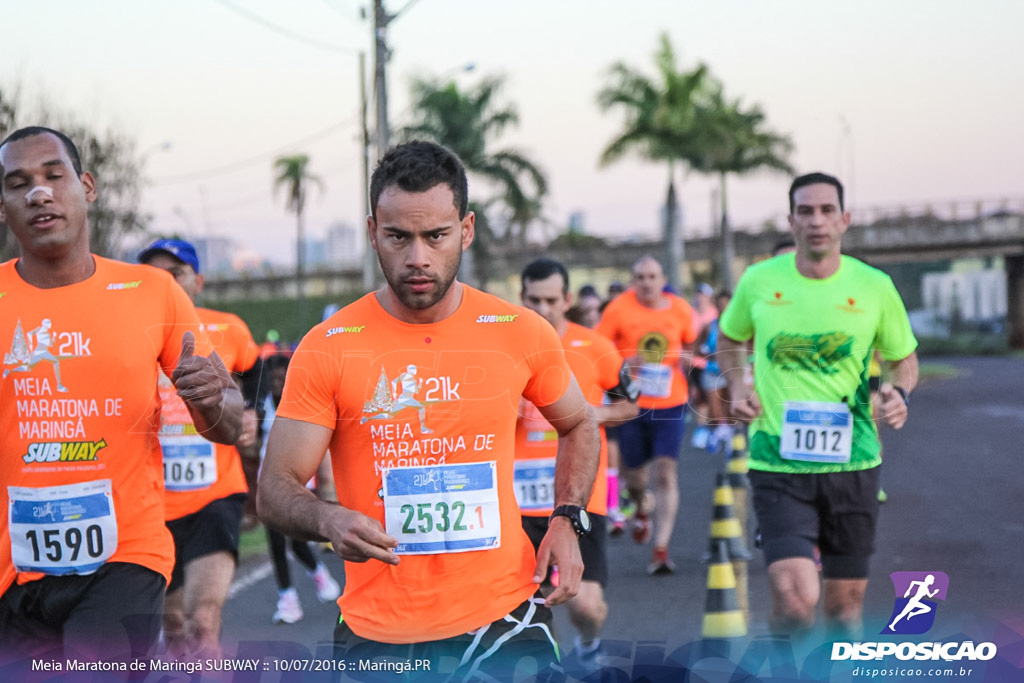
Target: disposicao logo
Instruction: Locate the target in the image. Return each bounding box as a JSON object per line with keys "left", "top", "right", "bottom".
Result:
{"left": 883, "top": 570, "right": 949, "bottom": 635}
{"left": 831, "top": 569, "right": 997, "bottom": 664}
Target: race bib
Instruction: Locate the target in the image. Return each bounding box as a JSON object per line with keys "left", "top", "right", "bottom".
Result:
{"left": 161, "top": 435, "right": 218, "bottom": 491}
{"left": 383, "top": 462, "right": 500, "bottom": 555}
{"left": 513, "top": 459, "right": 556, "bottom": 512}
{"left": 779, "top": 401, "right": 853, "bottom": 463}
{"left": 9, "top": 480, "right": 118, "bottom": 575}
{"left": 637, "top": 363, "right": 672, "bottom": 398}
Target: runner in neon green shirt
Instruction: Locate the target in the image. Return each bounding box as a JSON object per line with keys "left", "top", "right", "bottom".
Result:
{"left": 718, "top": 172, "right": 918, "bottom": 642}
{"left": 720, "top": 252, "right": 917, "bottom": 473}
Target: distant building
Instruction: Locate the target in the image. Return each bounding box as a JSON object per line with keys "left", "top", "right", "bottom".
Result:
{"left": 326, "top": 222, "right": 360, "bottom": 266}
{"left": 192, "top": 236, "right": 235, "bottom": 275}
{"left": 922, "top": 269, "right": 1006, "bottom": 324}
{"left": 304, "top": 238, "right": 328, "bottom": 268}
{"left": 568, "top": 211, "right": 585, "bottom": 235}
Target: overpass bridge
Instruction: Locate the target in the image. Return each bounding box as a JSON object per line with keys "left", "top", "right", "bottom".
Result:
{"left": 201, "top": 200, "right": 1024, "bottom": 348}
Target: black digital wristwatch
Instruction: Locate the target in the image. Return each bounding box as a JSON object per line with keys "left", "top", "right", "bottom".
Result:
{"left": 550, "top": 505, "right": 591, "bottom": 536}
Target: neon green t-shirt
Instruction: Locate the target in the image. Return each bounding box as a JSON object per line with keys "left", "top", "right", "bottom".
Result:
{"left": 719, "top": 253, "right": 917, "bottom": 473}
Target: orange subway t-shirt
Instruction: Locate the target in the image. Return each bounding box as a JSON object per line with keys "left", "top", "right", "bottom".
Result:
{"left": 277, "top": 286, "right": 572, "bottom": 643}
{"left": 596, "top": 290, "right": 697, "bottom": 409}
{"left": 160, "top": 308, "right": 259, "bottom": 521}
{"left": 1, "top": 256, "right": 209, "bottom": 596}
{"left": 514, "top": 322, "right": 623, "bottom": 516}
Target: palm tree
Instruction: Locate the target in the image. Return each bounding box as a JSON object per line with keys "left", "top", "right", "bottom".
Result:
{"left": 597, "top": 33, "right": 713, "bottom": 291}
{"left": 273, "top": 154, "right": 322, "bottom": 321}
{"left": 692, "top": 86, "right": 794, "bottom": 288}
{"left": 402, "top": 76, "right": 548, "bottom": 254}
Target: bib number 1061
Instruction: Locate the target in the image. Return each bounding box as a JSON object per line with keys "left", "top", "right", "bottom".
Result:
{"left": 164, "top": 460, "right": 209, "bottom": 484}
{"left": 400, "top": 501, "right": 484, "bottom": 534}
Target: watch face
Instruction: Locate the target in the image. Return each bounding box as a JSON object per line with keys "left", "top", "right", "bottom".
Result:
{"left": 578, "top": 509, "right": 591, "bottom": 532}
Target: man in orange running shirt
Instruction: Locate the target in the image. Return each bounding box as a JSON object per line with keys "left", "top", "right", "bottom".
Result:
{"left": 515, "top": 257, "right": 638, "bottom": 671}
{"left": 597, "top": 256, "right": 698, "bottom": 575}
{"left": 139, "top": 237, "right": 276, "bottom": 657}
{"left": 0, "top": 126, "right": 242, "bottom": 667}
{"left": 257, "top": 141, "right": 599, "bottom": 679}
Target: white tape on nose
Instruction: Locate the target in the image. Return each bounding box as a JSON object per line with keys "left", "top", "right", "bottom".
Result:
{"left": 25, "top": 185, "right": 54, "bottom": 204}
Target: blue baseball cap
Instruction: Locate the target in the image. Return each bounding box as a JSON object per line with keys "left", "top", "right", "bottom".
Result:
{"left": 139, "top": 238, "right": 200, "bottom": 273}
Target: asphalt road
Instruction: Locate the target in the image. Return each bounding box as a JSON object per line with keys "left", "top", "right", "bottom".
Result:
{"left": 212, "top": 356, "right": 1024, "bottom": 681}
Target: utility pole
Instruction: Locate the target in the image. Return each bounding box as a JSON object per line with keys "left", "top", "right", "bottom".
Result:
{"left": 718, "top": 182, "right": 737, "bottom": 291}
{"left": 663, "top": 176, "right": 684, "bottom": 293}
{"left": 360, "top": 51, "right": 377, "bottom": 292}
{"left": 373, "top": 0, "right": 392, "bottom": 161}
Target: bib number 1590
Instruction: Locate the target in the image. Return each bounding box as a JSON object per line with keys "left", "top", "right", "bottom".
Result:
{"left": 8, "top": 479, "right": 118, "bottom": 575}
{"left": 24, "top": 526, "right": 104, "bottom": 563}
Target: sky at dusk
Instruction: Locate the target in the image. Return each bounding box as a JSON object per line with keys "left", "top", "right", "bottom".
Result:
{"left": 4, "top": 0, "right": 1023, "bottom": 267}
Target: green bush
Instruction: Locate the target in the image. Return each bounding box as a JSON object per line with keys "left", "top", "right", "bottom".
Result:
{"left": 211, "top": 293, "right": 363, "bottom": 347}
{"left": 915, "top": 332, "right": 1009, "bottom": 356}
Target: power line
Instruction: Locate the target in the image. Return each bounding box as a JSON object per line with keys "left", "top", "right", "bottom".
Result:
{"left": 199, "top": 159, "right": 361, "bottom": 214}
{"left": 152, "top": 117, "right": 358, "bottom": 185}
{"left": 212, "top": 0, "right": 361, "bottom": 55}
{"left": 320, "top": 0, "right": 364, "bottom": 23}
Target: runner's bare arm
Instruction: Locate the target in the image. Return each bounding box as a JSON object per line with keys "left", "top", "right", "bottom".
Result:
{"left": 678, "top": 339, "right": 698, "bottom": 373}
{"left": 598, "top": 360, "right": 640, "bottom": 427}
{"left": 718, "top": 334, "right": 762, "bottom": 421}
{"left": 315, "top": 451, "right": 338, "bottom": 503}
{"left": 173, "top": 331, "right": 244, "bottom": 445}
{"left": 257, "top": 417, "right": 399, "bottom": 565}
{"left": 592, "top": 397, "right": 639, "bottom": 428}
{"left": 534, "top": 376, "right": 600, "bottom": 606}
{"left": 236, "top": 360, "right": 263, "bottom": 447}
{"left": 878, "top": 352, "right": 919, "bottom": 430}
{"left": 236, "top": 408, "right": 259, "bottom": 448}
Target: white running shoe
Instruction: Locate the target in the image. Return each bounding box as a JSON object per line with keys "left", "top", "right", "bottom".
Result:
{"left": 569, "top": 637, "right": 604, "bottom": 673}
{"left": 714, "top": 425, "right": 734, "bottom": 456}
{"left": 310, "top": 564, "right": 341, "bottom": 602}
{"left": 691, "top": 425, "right": 710, "bottom": 449}
{"left": 273, "top": 588, "right": 303, "bottom": 624}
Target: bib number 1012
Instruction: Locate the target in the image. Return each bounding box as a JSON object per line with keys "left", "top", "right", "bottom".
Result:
{"left": 790, "top": 428, "right": 843, "bottom": 454}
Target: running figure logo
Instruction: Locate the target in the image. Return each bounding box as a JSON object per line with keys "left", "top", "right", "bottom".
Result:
{"left": 882, "top": 571, "right": 949, "bottom": 635}
{"left": 362, "top": 364, "right": 438, "bottom": 434}
{"left": 4, "top": 318, "right": 81, "bottom": 393}
{"left": 32, "top": 502, "right": 58, "bottom": 523}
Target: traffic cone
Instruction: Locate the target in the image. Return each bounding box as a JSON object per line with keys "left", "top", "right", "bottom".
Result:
{"left": 704, "top": 473, "right": 752, "bottom": 561}
{"left": 730, "top": 428, "right": 748, "bottom": 455}
{"left": 701, "top": 540, "right": 747, "bottom": 638}
{"left": 726, "top": 429, "right": 749, "bottom": 490}
{"left": 725, "top": 457, "right": 752, "bottom": 625}
{"left": 726, "top": 451, "right": 749, "bottom": 491}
